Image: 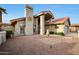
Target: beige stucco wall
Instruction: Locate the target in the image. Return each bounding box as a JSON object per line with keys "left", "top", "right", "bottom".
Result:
{"left": 46, "top": 25, "right": 56, "bottom": 32}
{"left": 56, "top": 25, "right": 65, "bottom": 33}
{"left": 14, "top": 21, "right": 25, "bottom": 36}
{"left": 46, "top": 25, "right": 65, "bottom": 33}
{"left": 51, "top": 25, "right": 56, "bottom": 32}
{"left": 64, "top": 20, "right": 70, "bottom": 34}
{"left": 64, "top": 20, "right": 69, "bottom": 26}
{"left": 56, "top": 20, "right": 69, "bottom": 34}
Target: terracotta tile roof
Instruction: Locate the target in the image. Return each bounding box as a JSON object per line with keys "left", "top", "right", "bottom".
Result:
{"left": 10, "top": 16, "right": 35, "bottom": 22}
{"left": 0, "top": 23, "right": 11, "bottom": 27}
{"left": 10, "top": 17, "right": 25, "bottom": 22}
{"left": 51, "top": 18, "right": 65, "bottom": 23}
{"left": 46, "top": 17, "right": 70, "bottom": 25}
{"left": 35, "top": 11, "right": 54, "bottom": 18}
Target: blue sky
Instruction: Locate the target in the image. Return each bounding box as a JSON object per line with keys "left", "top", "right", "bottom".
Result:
{"left": 0, "top": 4, "right": 79, "bottom": 24}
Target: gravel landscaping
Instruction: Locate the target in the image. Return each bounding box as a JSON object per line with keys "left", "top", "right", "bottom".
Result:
{"left": 0, "top": 35, "right": 79, "bottom": 55}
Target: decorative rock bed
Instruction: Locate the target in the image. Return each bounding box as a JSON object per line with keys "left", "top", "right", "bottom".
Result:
{"left": 0, "top": 31, "right": 6, "bottom": 45}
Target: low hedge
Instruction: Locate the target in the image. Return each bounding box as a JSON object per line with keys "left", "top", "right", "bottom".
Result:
{"left": 49, "top": 31, "right": 64, "bottom": 36}
{"left": 49, "top": 31, "right": 54, "bottom": 34}
{"left": 55, "top": 32, "right": 65, "bottom": 36}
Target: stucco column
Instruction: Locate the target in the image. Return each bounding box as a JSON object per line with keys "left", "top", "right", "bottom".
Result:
{"left": 40, "top": 15, "right": 45, "bottom": 35}
{"left": 36, "top": 18, "right": 38, "bottom": 34}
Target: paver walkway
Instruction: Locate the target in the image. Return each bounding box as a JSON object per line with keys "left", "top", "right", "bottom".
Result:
{"left": 0, "top": 35, "right": 79, "bottom": 55}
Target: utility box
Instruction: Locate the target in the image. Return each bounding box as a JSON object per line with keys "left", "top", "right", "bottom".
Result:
{"left": 0, "top": 31, "right": 6, "bottom": 45}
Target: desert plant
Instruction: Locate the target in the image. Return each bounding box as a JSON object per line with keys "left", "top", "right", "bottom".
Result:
{"left": 49, "top": 31, "right": 65, "bottom": 36}
{"left": 0, "top": 7, "right": 7, "bottom": 14}
{"left": 0, "top": 7, "right": 7, "bottom": 23}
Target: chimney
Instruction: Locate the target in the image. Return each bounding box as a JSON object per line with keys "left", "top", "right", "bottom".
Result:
{"left": 24, "top": 5, "right": 34, "bottom": 35}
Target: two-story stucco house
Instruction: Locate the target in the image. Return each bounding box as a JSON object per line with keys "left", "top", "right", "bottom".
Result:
{"left": 10, "top": 5, "right": 71, "bottom": 36}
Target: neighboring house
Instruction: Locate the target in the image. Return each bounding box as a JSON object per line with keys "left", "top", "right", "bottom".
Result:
{"left": 70, "top": 24, "right": 79, "bottom": 32}
{"left": 0, "top": 7, "right": 7, "bottom": 31}
{"left": 0, "top": 23, "right": 14, "bottom": 31}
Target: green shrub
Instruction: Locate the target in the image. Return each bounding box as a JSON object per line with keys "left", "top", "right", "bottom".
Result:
{"left": 55, "top": 32, "right": 65, "bottom": 36}
{"left": 48, "top": 31, "right": 65, "bottom": 36}
{"left": 49, "top": 31, "right": 54, "bottom": 34}
{"left": 6, "top": 31, "right": 13, "bottom": 39}
{"left": 54, "top": 32, "right": 57, "bottom": 34}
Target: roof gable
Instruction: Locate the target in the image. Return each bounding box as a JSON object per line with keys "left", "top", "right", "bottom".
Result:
{"left": 46, "top": 17, "right": 71, "bottom": 25}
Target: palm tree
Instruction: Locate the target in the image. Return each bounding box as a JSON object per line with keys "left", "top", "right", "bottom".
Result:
{"left": 0, "top": 7, "right": 7, "bottom": 23}
{"left": 0, "top": 7, "right": 7, "bottom": 31}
